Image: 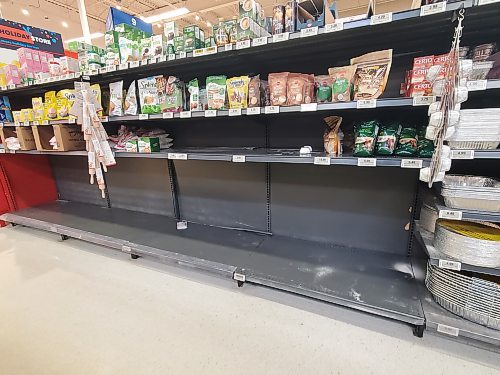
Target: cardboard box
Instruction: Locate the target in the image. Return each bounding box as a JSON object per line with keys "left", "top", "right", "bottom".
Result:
{"left": 237, "top": 17, "right": 261, "bottom": 41}
{"left": 32, "top": 125, "right": 85, "bottom": 151}
{"left": 59, "top": 56, "right": 79, "bottom": 74}
{"left": 31, "top": 50, "right": 42, "bottom": 71}
{"left": 151, "top": 35, "right": 166, "bottom": 58}
{"left": 174, "top": 36, "right": 185, "bottom": 52}
{"left": 138, "top": 137, "right": 160, "bottom": 153}
{"left": 183, "top": 25, "right": 203, "bottom": 51}
{"left": 0, "top": 126, "right": 36, "bottom": 151}
{"left": 105, "top": 30, "right": 120, "bottom": 48}
{"left": 164, "top": 21, "right": 179, "bottom": 46}
{"left": 4, "top": 65, "right": 21, "bottom": 85}
{"left": 239, "top": 0, "right": 259, "bottom": 21}
{"left": 140, "top": 38, "right": 152, "bottom": 60}
{"left": 296, "top": 0, "right": 336, "bottom": 30}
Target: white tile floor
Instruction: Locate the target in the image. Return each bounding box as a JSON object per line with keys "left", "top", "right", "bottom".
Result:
{"left": 0, "top": 226, "right": 498, "bottom": 375}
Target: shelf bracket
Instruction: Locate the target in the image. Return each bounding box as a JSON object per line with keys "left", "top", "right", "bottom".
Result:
{"left": 412, "top": 324, "right": 425, "bottom": 338}
{"left": 233, "top": 269, "right": 246, "bottom": 288}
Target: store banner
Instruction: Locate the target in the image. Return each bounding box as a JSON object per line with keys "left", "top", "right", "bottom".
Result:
{"left": 106, "top": 7, "right": 153, "bottom": 34}
{"left": 0, "top": 19, "right": 64, "bottom": 55}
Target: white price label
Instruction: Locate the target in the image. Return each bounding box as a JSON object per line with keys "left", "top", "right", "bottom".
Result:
{"left": 358, "top": 158, "right": 377, "bottom": 167}
{"left": 265, "top": 106, "right": 280, "bottom": 114}
{"left": 193, "top": 48, "right": 205, "bottom": 57}
{"left": 314, "top": 156, "right": 331, "bottom": 166}
{"left": 168, "top": 153, "right": 188, "bottom": 160}
{"left": 140, "top": 59, "right": 149, "bottom": 66}
{"left": 162, "top": 112, "right": 174, "bottom": 119}
{"left": 177, "top": 221, "right": 188, "bottom": 230}
{"left": 247, "top": 107, "right": 261, "bottom": 115}
{"left": 68, "top": 118, "right": 76, "bottom": 124}
{"left": 252, "top": 37, "right": 268, "bottom": 47}
{"left": 236, "top": 40, "right": 251, "bottom": 50}
{"left": 272, "top": 32, "right": 290, "bottom": 43}
{"left": 0, "top": 86, "right": 6, "bottom": 91}
{"left": 420, "top": 2, "right": 447, "bottom": 16}
{"left": 371, "top": 12, "right": 392, "bottom": 25}
{"left": 14, "top": 121, "right": 20, "bottom": 126}
{"left": 450, "top": 150, "right": 474, "bottom": 159}
{"left": 42, "top": 78, "right": 49, "bottom": 83}
{"left": 180, "top": 111, "right": 192, "bottom": 118}
{"left": 139, "top": 114, "right": 149, "bottom": 120}
{"left": 466, "top": 80, "right": 487, "bottom": 91}
{"left": 205, "top": 46, "right": 217, "bottom": 55}
{"left": 8, "top": 84, "right": 16, "bottom": 89}
{"left": 49, "top": 77, "right": 56, "bottom": 82}
{"left": 233, "top": 273, "right": 246, "bottom": 282}
{"left": 232, "top": 155, "right": 246, "bottom": 163}
{"left": 300, "top": 103, "right": 318, "bottom": 112}
{"left": 401, "top": 159, "right": 423, "bottom": 169}
{"left": 224, "top": 44, "right": 233, "bottom": 51}
{"left": 32, "top": 121, "right": 39, "bottom": 125}
{"left": 99, "top": 67, "right": 108, "bottom": 74}
{"left": 229, "top": 108, "right": 242, "bottom": 116}
{"left": 83, "top": 75, "right": 91, "bottom": 81}
{"left": 107, "top": 65, "right": 116, "bottom": 72}
{"left": 8, "top": 149, "right": 15, "bottom": 154}
{"left": 357, "top": 99, "right": 377, "bottom": 109}
{"left": 41, "top": 120, "right": 49, "bottom": 125}
{"left": 129, "top": 61, "right": 140, "bottom": 68}
{"left": 23, "top": 121, "right": 30, "bottom": 126}
{"left": 122, "top": 245, "right": 132, "bottom": 254}
{"left": 324, "top": 22, "right": 344, "bottom": 33}
{"left": 90, "top": 69, "right": 98, "bottom": 76}
{"left": 158, "top": 56, "right": 167, "bottom": 62}
{"left": 439, "top": 209, "right": 463, "bottom": 220}
{"left": 74, "top": 72, "right": 81, "bottom": 78}
{"left": 204, "top": 110, "right": 217, "bottom": 117}
{"left": 0, "top": 149, "right": 5, "bottom": 153}
{"left": 437, "top": 324, "right": 459, "bottom": 337}
{"left": 438, "top": 259, "right": 462, "bottom": 271}
{"left": 300, "top": 26, "right": 318, "bottom": 37}
{"left": 413, "top": 95, "right": 436, "bottom": 106}
{"left": 478, "top": 0, "right": 500, "bottom": 5}
{"left": 100, "top": 116, "right": 109, "bottom": 122}
{"left": 178, "top": 51, "right": 187, "bottom": 59}
{"left": 168, "top": 54, "right": 176, "bottom": 61}
{"left": 118, "top": 63, "right": 128, "bottom": 70}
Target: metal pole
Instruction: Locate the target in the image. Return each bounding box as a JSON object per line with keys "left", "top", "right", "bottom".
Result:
{"left": 76, "top": 0, "right": 92, "bottom": 44}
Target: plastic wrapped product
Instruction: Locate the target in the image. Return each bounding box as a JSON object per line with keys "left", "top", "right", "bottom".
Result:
{"left": 248, "top": 75, "right": 261, "bottom": 107}
{"left": 328, "top": 66, "right": 356, "bottom": 102}
{"left": 188, "top": 78, "right": 201, "bottom": 111}
{"left": 124, "top": 81, "right": 138, "bottom": 116}
{"left": 315, "top": 75, "right": 333, "bottom": 103}
{"left": 376, "top": 122, "right": 401, "bottom": 155}
{"left": 109, "top": 81, "right": 124, "bottom": 116}
{"left": 227, "top": 76, "right": 250, "bottom": 109}
{"left": 138, "top": 77, "right": 161, "bottom": 114}
{"left": 353, "top": 120, "right": 380, "bottom": 157}
{"left": 417, "top": 126, "right": 434, "bottom": 158}
{"left": 44, "top": 91, "right": 57, "bottom": 120}
{"left": 269, "top": 72, "right": 289, "bottom": 106}
{"left": 351, "top": 49, "right": 393, "bottom": 100}
{"left": 394, "top": 127, "right": 418, "bottom": 156}
{"left": 56, "top": 89, "right": 75, "bottom": 119}
{"left": 206, "top": 75, "right": 227, "bottom": 110}
{"left": 303, "top": 74, "right": 315, "bottom": 104}
{"left": 158, "top": 76, "right": 184, "bottom": 113}
{"left": 323, "top": 116, "right": 343, "bottom": 156}
{"left": 286, "top": 73, "right": 306, "bottom": 105}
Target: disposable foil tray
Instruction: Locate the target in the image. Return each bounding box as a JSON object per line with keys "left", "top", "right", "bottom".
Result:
{"left": 441, "top": 175, "right": 500, "bottom": 212}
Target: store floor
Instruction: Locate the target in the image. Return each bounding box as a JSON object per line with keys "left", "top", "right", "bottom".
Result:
{"left": 0, "top": 226, "right": 498, "bottom": 375}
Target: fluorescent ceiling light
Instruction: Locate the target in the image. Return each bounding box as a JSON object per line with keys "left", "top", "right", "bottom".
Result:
{"left": 64, "top": 32, "right": 104, "bottom": 43}
{"left": 143, "top": 7, "right": 189, "bottom": 23}
{"left": 21, "top": 9, "right": 29, "bottom": 15}
{"left": 61, "top": 21, "right": 69, "bottom": 28}
{"left": 116, "top": 5, "right": 122, "bottom": 10}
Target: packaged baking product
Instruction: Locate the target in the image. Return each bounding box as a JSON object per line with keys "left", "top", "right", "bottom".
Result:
{"left": 138, "top": 77, "right": 161, "bottom": 114}
{"left": 285, "top": 73, "right": 305, "bottom": 105}
{"left": 227, "top": 76, "right": 250, "bottom": 109}
{"left": 303, "top": 74, "right": 315, "bottom": 104}
{"left": 56, "top": 89, "right": 75, "bottom": 119}
{"left": 351, "top": 49, "right": 393, "bottom": 100}
{"left": 44, "top": 91, "right": 57, "bottom": 120}
{"left": 394, "top": 126, "right": 418, "bottom": 156}
{"left": 164, "top": 76, "right": 185, "bottom": 113}
{"left": 272, "top": 5, "right": 285, "bottom": 35}
{"left": 269, "top": 72, "right": 289, "bottom": 106}
{"left": 375, "top": 122, "right": 401, "bottom": 156}
{"left": 206, "top": 75, "right": 227, "bottom": 110}
{"left": 417, "top": 126, "right": 434, "bottom": 158}
{"left": 199, "top": 88, "right": 208, "bottom": 110}
{"left": 32, "top": 97, "right": 44, "bottom": 121}
{"left": 90, "top": 84, "right": 102, "bottom": 116}
{"left": 248, "top": 75, "right": 261, "bottom": 107}
{"left": 188, "top": 78, "right": 201, "bottom": 111}
{"left": 284, "top": 1, "right": 297, "bottom": 33}
{"left": 323, "top": 116, "right": 344, "bottom": 157}
{"left": 124, "top": 81, "right": 138, "bottom": 115}
{"left": 353, "top": 120, "right": 380, "bottom": 157}
{"left": 315, "top": 75, "right": 333, "bottom": 103}
{"left": 109, "top": 81, "right": 124, "bottom": 116}
{"left": 328, "top": 66, "right": 356, "bottom": 102}
{"left": 472, "top": 43, "right": 497, "bottom": 62}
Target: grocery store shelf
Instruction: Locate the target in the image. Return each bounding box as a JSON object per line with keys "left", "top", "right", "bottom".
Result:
{"left": 0, "top": 74, "right": 85, "bottom": 96}
{"left": 414, "top": 222, "right": 500, "bottom": 276}
{"left": 468, "top": 149, "right": 500, "bottom": 159}
{"left": 436, "top": 203, "right": 500, "bottom": 223}
{"left": 1, "top": 200, "right": 425, "bottom": 326}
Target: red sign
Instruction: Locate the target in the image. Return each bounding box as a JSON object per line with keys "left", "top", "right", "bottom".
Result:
{"left": 0, "top": 24, "right": 34, "bottom": 45}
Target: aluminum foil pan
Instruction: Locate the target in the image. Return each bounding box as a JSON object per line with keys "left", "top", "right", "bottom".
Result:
{"left": 426, "top": 263, "right": 500, "bottom": 330}
{"left": 434, "top": 220, "right": 500, "bottom": 268}
{"left": 421, "top": 204, "right": 439, "bottom": 233}
{"left": 441, "top": 175, "right": 500, "bottom": 211}
{"left": 443, "top": 175, "right": 500, "bottom": 190}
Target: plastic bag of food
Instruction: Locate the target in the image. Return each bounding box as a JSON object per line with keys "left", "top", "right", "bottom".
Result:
{"left": 304, "top": 74, "right": 315, "bottom": 104}
{"left": 351, "top": 49, "right": 393, "bottom": 100}
{"left": 124, "top": 81, "right": 138, "bottom": 115}
{"left": 353, "top": 120, "right": 380, "bottom": 157}
{"left": 138, "top": 77, "right": 161, "bottom": 114}
{"left": 32, "top": 97, "right": 44, "bottom": 121}
{"left": 417, "top": 126, "right": 434, "bottom": 158}
{"left": 109, "top": 81, "right": 124, "bottom": 116}
{"left": 56, "top": 89, "right": 75, "bottom": 119}
{"left": 248, "top": 75, "right": 261, "bottom": 108}
{"left": 376, "top": 122, "right": 401, "bottom": 155}
{"left": 323, "top": 116, "right": 344, "bottom": 156}
{"left": 394, "top": 126, "right": 418, "bottom": 156}
{"left": 269, "top": 72, "right": 289, "bottom": 106}
{"left": 315, "top": 75, "right": 333, "bottom": 103}
{"left": 158, "top": 76, "right": 184, "bottom": 113}
{"left": 286, "top": 73, "right": 306, "bottom": 105}
{"left": 188, "top": 78, "right": 201, "bottom": 111}
{"left": 206, "top": 75, "right": 227, "bottom": 110}
{"left": 227, "top": 76, "right": 250, "bottom": 109}
{"left": 328, "top": 66, "right": 356, "bottom": 102}
{"left": 44, "top": 91, "right": 57, "bottom": 120}
{"left": 90, "top": 84, "right": 103, "bottom": 116}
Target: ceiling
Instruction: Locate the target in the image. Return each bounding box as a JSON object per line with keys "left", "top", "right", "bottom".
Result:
{"left": 1, "top": 0, "right": 413, "bottom": 47}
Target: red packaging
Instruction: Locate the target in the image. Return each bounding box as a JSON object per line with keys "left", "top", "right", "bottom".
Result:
{"left": 413, "top": 55, "right": 434, "bottom": 69}
{"left": 410, "top": 66, "right": 430, "bottom": 84}
{"left": 409, "top": 81, "right": 433, "bottom": 97}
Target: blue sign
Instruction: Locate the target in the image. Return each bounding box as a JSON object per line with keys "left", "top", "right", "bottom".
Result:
{"left": 106, "top": 7, "right": 153, "bottom": 34}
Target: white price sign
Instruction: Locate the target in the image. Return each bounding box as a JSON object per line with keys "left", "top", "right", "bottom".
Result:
{"left": 232, "top": 155, "right": 246, "bottom": 163}
{"left": 89, "top": 69, "right": 98, "bottom": 76}
{"left": 264, "top": 106, "right": 280, "bottom": 114}
{"left": 193, "top": 48, "right": 205, "bottom": 57}
{"left": 314, "top": 156, "right": 331, "bottom": 166}
{"left": 140, "top": 59, "right": 149, "bottom": 66}
{"left": 224, "top": 44, "right": 233, "bottom": 51}
{"left": 236, "top": 40, "right": 251, "bottom": 50}
{"left": 300, "top": 103, "right": 318, "bottom": 112}
{"left": 413, "top": 95, "right": 436, "bottom": 106}
{"left": 163, "top": 112, "right": 174, "bottom": 119}
{"left": 100, "top": 116, "right": 109, "bottom": 122}
{"left": 0, "top": 86, "right": 6, "bottom": 91}
{"left": 324, "top": 22, "right": 344, "bottom": 33}
{"left": 438, "top": 259, "right": 462, "bottom": 271}
{"left": 450, "top": 150, "right": 474, "bottom": 159}
{"left": 478, "top": 0, "right": 500, "bottom": 5}
{"left": 121, "top": 245, "right": 132, "bottom": 254}
{"left": 168, "top": 153, "right": 188, "bottom": 160}
{"left": 14, "top": 121, "right": 20, "bottom": 126}
{"left": 357, "top": 99, "right": 377, "bottom": 109}
{"left": 229, "top": 108, "right": 242, "bottom": 116}
{"left": 107, "top": 65, "right": 117, "bottom": 72}
{"left": 118, "top": 63, "right": 128, "bottom": 70}
{"left": 466, "top": 80, "right": 487, "bottom": 91}
{"left": 437, "top": 324, "right": 459, "bottom": 337}
{"left": 300, "top": 26, "right": 318, "bottom": 37}
{"left": 32, "top": 121, "right": 39, "bottom": 125}
{"left": 438, "top": 209, "right": 463, "bottom": 220}
{"left": 99, "top": 67, "right": 108, "bottom": 74}
{"left": 68, "top": 118, "right": 76, "bottom": 124}
{"left": 129, "top": 61, "right": 140, "bottom": 68}
{"left": 371, "top": 12, "right": 393, "bottom": 25}
{"left": 176, "top": 221, "right": 188, "bottom": 230}
{"left": 8, "top": 84, "right": 16, "bottom": 89}
{"left": 272, "top": 32, "right": 290, "bottom": 43}
{"left": 41, "top": 120, "right": 49, "bottom": 125}
{"left": 0, "top": 149, "right": 5, "bottom": 153}
{"left": 158, "top": 56, "right": 167, "bottom": 62}
{"left": 139, "top": 114, "right": 149, "bottom": 120}
{"left": 168, "top": 54, "right": 176, "bottom": 61}
{"left": 74, "top": 72, "right": 81, "bottom": 78}
{"left": 358, "top": 158, "right": 377, "bottom": 167}
{"left": 401, "top": 159, "right": 423, "bottom": 169}
{"left": 178, "top": 51, "right": 187, "bottom": 59}
{"left": 180, "top": 111, "right": 192, "bottom": 118}
{"left": 420, "top": 2, "right": 447, "bottom": 16}
{"left": 233, "top": 273, "right": 246, "bottom": 282}
{"left": 247, "top": 107, "right": 261, "bottom": 115}
{"left": 252, "top": 37, "right": 268, "bottom": 47}
{"left": 23, "top": 121, "right": 30, "bottom": 126}
{"left": 204, "top": 110, "right": 217, "bottom": 117}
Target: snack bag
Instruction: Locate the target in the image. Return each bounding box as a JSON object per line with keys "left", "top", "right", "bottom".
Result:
{"left": 90, "top": 84, "right": 103, "bottom": 116}
{"left": 124, "top": 81, "right": 138, "bottom": 115}
{"left": 328, "top": 66, "right": 356, "bottom": 102}
{"left": 269, "top": 72, "right": 289, "bottom": 106}
{"left": 394, "top": 126, "right": 418, "bottom": 156}
{"left": 315, "top": 75, "right": 333, "bottom": 103}
{"left": 376, "top": 122, "right": 402, "bottom": 155}
{"left": 286, "top": 73, "right": 306, "bottom": 105}
{"left": 56, "top": 89, "right": 75, "bottom": 119}
{"left": 44, "top": 91, "right": 57, "bottom": 120}
{"left": 32, "top": 97, "right": 44, "bottom": 121}
{"left": 351, "top": 49, "right": 393, "bottom": 100}
{"left": 323, "top": 116, "right": 344, "bottom": 156}
{"left": 138, "top": 77, "right": 161, "bottom": 114}
{"left": 159, "top": 76, "right": 184, "bottom": 113}
{"left": 248, "top": 75, "right": 261, "bottom": 107}
{"left": 188, "top": 78, "right": 201, "bottom": 111}
{"left": 353, "top": 120, "right": 380, "bottom": 157}
{"left": 303, "top": 74, "right": 315, "bottom": 104}
{"left": 227, "top": 76, "right": 250, "bottom": 109}
{"left": 206, "top": 75, "right": 227, "bottom": 110}
{"left": 109, "top": 81, "right": 124, "bottom": 116}
{"left": 417, "top": 126, "right": 434, "bottom": 158}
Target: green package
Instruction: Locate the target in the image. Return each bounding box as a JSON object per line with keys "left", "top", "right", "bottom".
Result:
{"left": 417, "top": 127, "right": 434, "bottom": 158}
{"left": 394, "top": 127, "right": 418, "bottom": 156}
{"left": 353, "top": 120, "right": 380, "bottom": 157}
{"left": 188, "top": 79, "right": 201, "bottom": 111}
{"left": 138, "top": 77, "right": 161, "bottom": 114}
{"left": 206, "top": 75, "right": 227, "bottom": 110}
{"left": 138, "top": 137, "right": 160, "bottom": 153}
{"left": 157, "top": 76, "right": 185, "bottom": 113}
{"left": 376, "top": 122, "right": 402, "bottom": 156}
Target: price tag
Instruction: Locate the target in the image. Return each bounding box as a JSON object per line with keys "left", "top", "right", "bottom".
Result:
{"left": 252, "top": 37, "right": 268, "bottom": 47}
{"left": 265, "top": 106, "right": 280, "bottom": 114}
{"left": 413, "top": 95, "right": 436, "bottom": 106}
{"left": 180, "top": 111, "right": 192, "bottom": 118}
{"left": 438, "top": 259, "right": 462, "bottom": 271}
{"left": 139, "top": 114, "right": 149, "bottom": 120}
{"left": 168, "top": 54, "right": 176, "bottom": 61}
{"left": 193, "top": 48, "right": 205, "bottom": 57}
{"left": 300, "top": 103, "right": 318, "bottom": 112}
{"left": 23, "top": 121, "right": 30, "bottom": 126}
{"left": 205, "top": 46, "right": 217, "bottom": 55}
{"left": 178, "top": 51, "right": 186, "bottom": 59}
{"left": 272, "top": 32, "right": 290, "bottom": 43}
{"left": 300, "top": 26, "right": 318, "bottom": 37}
{"left": 0, "top": 86, "right": 6, "bottom": 91}
{"left": 358, "top": 158, "right": 377, "bottom": 167}
{"left": 0, "top": 149, "right": 5, "bottom": 153}
{"left": 236, "top": 40, "right": 251, "bottom": 50}
{"left": 229, "top": 108, "right": 242, "bottom": 116}
{"left": 478, "top": 0, "right": 500, "bottom": 5}
{"left": 100, "top": 116, "right": 109, "bottom": 123}
{"left": 68, "top": 118, "right": 76, "bottom": 124}
{"left": 466, "top": 80, "right": 487, "bottom": 91}
{"left": 90, "top": 69, "right": 99, "bottom": 76}
{"left": 42, "top": 78, "right": 49, "bottom": 83}
{"left": 224, "top": 44, "right": 233, "bottom": 51}
{"left": 232, "top": 155, "right": 246, "bottom": 163}
{"left": 168, "top": 153, "right": 188, "bottom": 160}
{"left": 122, "top": 245, "right": 132, "bottom": 254}
{"left": 420, "top": 1, "right": 447, "bottom": 16}
{"left": 233, "top": 273, "right": 246, "bottom": 282}
{"left": 32, "top": 121, "right": 39, "bottom": 125}
{"left": 74, "top": 72, "right": 81, "bottom": 78}
{"left": 450, "top": 149, "right": 474, "bottom": 159}
{"left": 314, "top": 156, "right": 331, "bottom": 166}
{"left": 357, "top": 99, "right": 377, "bottom": 109}
{"left": 8, "top": 149, "right": 15, "bottom": 154}
{"left": 371, "top": 12, "right": 393, "bottom": 25}
{"left": 41, "top": 120, "right": 49, "bottom": 125}
{"left": 140, "top": 59, "right": 149, "bottom": 66}
{"left": 163, "top": 112, "right": 174, "bottom": 119}
{"left": 177, "top": 221, "right": 188, "bottom": 230}
{"left": 14, "top": 121, "right": 20, "bottom": 126}
{"left": 129, "top": 61, "right": 139, "bottom": 68}
{"left": 247, "top": 107, "right": 261, "bottom": 115}
{"left": 437, "top": 324, "right": 459, "bottom": 337}
{"left": 118, "top": 63, "right": 128, "bottom": 70}
{"left": 324, "top": 22, "right": 344, "bottom": 33}
{"left": 107, "top": 65, "right": 117, "bottom": 72}
{"left": 401, "top": 159, "right": 423, "bottom": 169}
{"left": 204, "top": 110, "right": 217, "bottom": 117}
{"left": 158, "top": 56, "right": 167, "bottom": 62}
{"left": 8, "top": 84, "right": 16, "bottom": 90}
{"left": 99, "top": 67, "right": 108, "bottom": 74}
{"left": 49, "top": 77, "right": 57, "bottom": 82}
{"left": 438, "top": 209, "right": 463, "bottom": 220}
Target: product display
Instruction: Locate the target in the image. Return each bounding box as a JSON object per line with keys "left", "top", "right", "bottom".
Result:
{"left": 109, "top": 81, "right": 124, "bottom": 117}
{"left": 441, "top": 175, "right": 500, "bottom": 212}
{"left": 138, "top": 77, "right": 161, "bottom": 114}
{"left": 353, "top": 120, "right": 379, "bottom": 157}
{"left": 206, "top": 75, "right": 227, "bottom": 110}
{"left": 351, "top": 50, "right": 393, "bottom": 100}
{"left": 227, "top": 76, "right": 250, "bottom": 109}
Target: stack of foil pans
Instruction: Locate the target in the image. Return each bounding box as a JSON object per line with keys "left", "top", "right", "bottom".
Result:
{"left": 434, "top": 220, "right": 500, "bottom": 268}
{"left": 426, "top": 263, "right": 500, "bottom": 330}
{"left": 441, "top": 175, "right": 500, "bottom": 212}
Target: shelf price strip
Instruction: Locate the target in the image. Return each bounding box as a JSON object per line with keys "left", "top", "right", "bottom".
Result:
{"left": 357, "top": 99, "right": 377, "bottom": 109}
{"left": 438, "top": 209, "right": 462, "bottom": 220}
{"left": 204, "top": 110, "right": 217, "bottom": 117}
{"left": 300, "top": 26, "right": 318, "bottom": 38}
{"left": 401, "top": 159, "right": 423, "bottom": 169}
{"left": 413, "top": 96, "right": 436, "bottom": 106}
{"left": 438, "top": 259, "right": 461, "bottom": 271}
{"left": 437, "top": 324, "right": 459, "bottom": 337}
{"left": 358, "top": 158, "right": 377, "bottom": 167}
{"left": 450, "top": 150, "right": 474, "bottom": 159}
{"left": 265, "top": 106, "right": 280, "bottom": 114}
{"left": 168, "top": 153, "right": 188, "bottom": 160}
{"left": 314, "top": 156, "right": 331, "bottom": 166}
{"left": 466, "top": 80, "right": 487, "bottom": 91}
{"left": 252, "top": 37, "right": 268, "bottom": 47}
{"left": 247, "top": 107, "right": 261, "bottom": 115}
{"left": 163, "top": 112, "right": 174, "bottom": 119}
{"left": 272, "top": 32, "right": 289, "bottom": 43}
{"left": 478, "top": 0, "right": 500, "bottom": 5}
{"left": 420, "top": 1, "right": 447, "bottom": 16}
{"left": 371, "top": 12, "right": 393, "bottom": 25}
{"left": 229, "top": 108, "right": 242, "bottom": 116}
{"left": 324, "top": 22, "right": 344, "bottom": 33}
{"left": 236, "top": 40, "right": 251, "bottom": 50}
{"left": 232, "top": 155, "right": 246, "bottom": 163}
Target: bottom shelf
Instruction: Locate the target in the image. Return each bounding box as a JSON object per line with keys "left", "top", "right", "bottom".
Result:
{"left": 1, "top": 200, "right": 424, "bottom": 326}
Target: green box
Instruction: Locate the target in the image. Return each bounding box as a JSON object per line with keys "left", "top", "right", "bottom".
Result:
{"left": 224, "top": 19, "right": 238, "bottom": 43}
{"left": 205, "top": 37, "right": 216, "bottom": 48}
{"left": 104, "top": 47, "right": 120, "bottom": 66}
{"left": 239, "top": 0, "right": 259, "bottom": 21}
{"left": 174, "top": 36, "right": 185, "bottom": 52}
{"left": 183, "top": 25, "right": 203, "bottom": 52}
{"left": 140, "top": 37, "right": 152, "bottom": 60}
{"left": 125, "top": 139, "right": 138, "bottom": 153}
{"left": 138, "top": 137, "right": 160, "bottom": 153}
{"left": 237, "top": 17, "right": 261, "bottom": 41}
{"left": 105, "top": 31, "right": 119, "bottom": 48}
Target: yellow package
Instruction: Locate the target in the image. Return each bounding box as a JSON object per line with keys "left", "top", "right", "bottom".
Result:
{"left": 226, "top": 76, "right": 250, "bottom": 109}
{"left": 90, "top": 84, "right": 103, "bottom": 116}
{"left": 0, "top": 65, "right": 6, "bottom": 87}
{"left": 44, "top": 91, "right": 57, "bottom": 120}
{"left": 12, "top": 110, "right": 21, "bottom": 123}
{"left": 21, "top": 108, "right": 34, "bottom": 122}
{"left": 32, "top": 97, "right": 44, "bottom": 121}
{"left": 56, "top": 89, "right": 75, "bottom": 119}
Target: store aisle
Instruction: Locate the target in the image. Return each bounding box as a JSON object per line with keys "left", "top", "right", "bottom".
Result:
{"left": 0, "top": 226, "right": 498, "bottom": 375}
